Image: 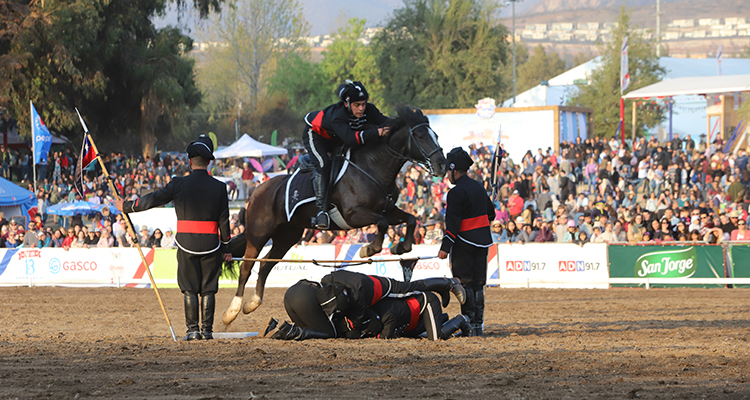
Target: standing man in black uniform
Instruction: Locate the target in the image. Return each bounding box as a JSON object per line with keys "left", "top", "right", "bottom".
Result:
{"left": 303, "top": 80, "right": 391, "bottom": 229}
{"left": 438, "top": 147, "right": 495, "bottom": 336}
{"left": 115, "top": 136, "right": 231, "bottom": 341}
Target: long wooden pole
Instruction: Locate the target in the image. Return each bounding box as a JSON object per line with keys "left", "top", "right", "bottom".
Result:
{"left": 76, "top": 110, "right": 177, "bottom": 342}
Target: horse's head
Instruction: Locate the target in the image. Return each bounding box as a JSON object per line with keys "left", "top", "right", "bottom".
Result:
{"left": 390, "top": 105, "right": 446, "bottom": 177}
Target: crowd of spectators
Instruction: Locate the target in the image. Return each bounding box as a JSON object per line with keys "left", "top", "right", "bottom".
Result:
{"left": 3, "top": 131, "right": 749, "bottom": 250}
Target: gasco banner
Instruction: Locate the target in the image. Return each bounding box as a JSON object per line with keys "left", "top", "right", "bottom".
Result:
{"left": 0, "top": 248, "right": 152, "bottom": 287}
{"left": 489, "top": 243, "right": 609, "bottom": 289}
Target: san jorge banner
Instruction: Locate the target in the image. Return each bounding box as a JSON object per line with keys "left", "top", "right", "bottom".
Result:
{"left": 609, "top": 244, "right": 725, "bottom": 288}
{"left": 635, "top": 246, "right": 697, "bottom": 278}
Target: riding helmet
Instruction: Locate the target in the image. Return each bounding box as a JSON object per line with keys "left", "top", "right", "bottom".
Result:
{"left": 337, "top": 80, "right": 369, "bottom": 104}
{"left": 446, "top": 147, "right": 474, "bottom": 171}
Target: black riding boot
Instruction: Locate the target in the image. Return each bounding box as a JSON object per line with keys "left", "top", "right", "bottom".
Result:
{"left": 312, "top": 170, "right": 329, "bottom": 229}
{"left": 200, "top": 293, "right": 215, "bottom": 340}
{"left": 440, "top": 315, "right": 472, "bottom": 339}
{"left": 460, "top": 287, "right": 477, "bottom": 337}
{"left": 181, "top": 292, "right": 202, "bottom": 341}
{"left": 271, "top": 321, "right": 330, "bottom": 341}
{"left": 473, "top": 287, "right": 486, "bottom": 337}
{"left": 418, "top": 277, "right": 466, "bottom": 307}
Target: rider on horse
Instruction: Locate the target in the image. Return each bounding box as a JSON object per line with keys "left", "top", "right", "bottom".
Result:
{"left": 302, "top": 80, "right": 391, "bottom": 229}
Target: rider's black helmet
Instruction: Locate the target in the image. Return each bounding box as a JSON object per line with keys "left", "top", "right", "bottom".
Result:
{"left": 337, "top": 80, "right": 369, "bottom": 105}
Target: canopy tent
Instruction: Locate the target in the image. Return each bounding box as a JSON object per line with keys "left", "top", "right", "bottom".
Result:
{"left": 0, "top": 177, "right": 37, "bottom": 223}
{"left": 622, "top": 74, "right": 750, "bottom": 100}
{"left": 214, "top": 134, "right": 288, "bottom": 159}
{"left": 47, "top": 201, "right": 120, "bottom": 217}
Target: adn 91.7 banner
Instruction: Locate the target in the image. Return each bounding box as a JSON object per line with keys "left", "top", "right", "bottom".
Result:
{"left": 488, "top": 243, "right": 609, "bottom": 289}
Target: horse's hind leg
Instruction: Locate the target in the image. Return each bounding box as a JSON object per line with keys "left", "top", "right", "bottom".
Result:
{"left": 222, "top": 243, "right": 261, "bottom": 326}
{"left": 242, "top": 225, "right": 304, "bottom": 314}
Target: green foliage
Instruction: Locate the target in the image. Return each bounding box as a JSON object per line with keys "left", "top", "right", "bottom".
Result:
{"left": 371, "top": 0, "right": 508, "bottom": 109}
{"left": 267, "top": 52, "right": 330, "bottom": 114}
{"left": 567, "top": 7, "right": 665, "bottom": 139}
{"left": 516, "top": 44, "right": 566, "bottom": 95}
{"left": 320, "top": 18, "right": 384, "bottom": 107}
{"left": 498, "top": 41, "right": 528, "bottom": 102}
{"left": 195, "top": 0, "right": 309, "bottom": 143}
{"left": 0, "top": 0, "right": 214, "bottom": 157}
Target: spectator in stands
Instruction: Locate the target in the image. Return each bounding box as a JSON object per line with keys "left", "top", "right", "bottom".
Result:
{"left": 138, "top": 225, "right": 150, "bottom": 247}
{"left": 500, "top": 219, "right": 521, "bottom": 243}
{"left": 85, "top": 230, "right": 99, "bottom": 247}
{"left": 71, "top": 231, "right": 87, "bottom": 248}
{"left": 730, "top": 218, "right": 749, "bottom": 241}
{"left": 97, "top": 229, "right": 114, "bottom": 248}
{"left": 490, "top": 221, "right": 503, "bottom": 243}
{"left": 161, "top": 228, "right": 176, "bottom": 248}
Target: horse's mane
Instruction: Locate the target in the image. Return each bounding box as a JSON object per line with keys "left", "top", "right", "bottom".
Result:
{"left": 387, "top": 104, "right": 428, "bottom": 132}
{"left": 353, "top": 104, "right": 427, "bottom": 170}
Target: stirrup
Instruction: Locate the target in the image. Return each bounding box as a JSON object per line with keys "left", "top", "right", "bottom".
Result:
{"left": 314, "top": 211, "right": 330, "bottom": 229}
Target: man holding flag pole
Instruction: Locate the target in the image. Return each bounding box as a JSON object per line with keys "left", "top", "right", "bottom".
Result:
{"left": 73, "top": 109, "right": 179, "bottom": 342}
{"left": 113, "top": 131, "right": 232, "bottom": 341}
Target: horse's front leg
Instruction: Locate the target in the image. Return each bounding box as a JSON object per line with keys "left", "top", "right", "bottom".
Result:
{"left": 222, "top": 249, "right": 258, "bottom": 325}
{"left": 386, "top": 207, "right": 417, "bottom": 254}
{"left": 343, "top": 209, "right": 389, "bottom": 258}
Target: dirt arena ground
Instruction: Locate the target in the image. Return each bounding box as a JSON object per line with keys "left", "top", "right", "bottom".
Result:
{"left": 1, "top": 286, "right": 748, "bottom": 399}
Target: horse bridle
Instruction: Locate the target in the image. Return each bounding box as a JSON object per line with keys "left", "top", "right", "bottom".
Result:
{"left": 385, "top": 122, "right": 443, "bottom": 176}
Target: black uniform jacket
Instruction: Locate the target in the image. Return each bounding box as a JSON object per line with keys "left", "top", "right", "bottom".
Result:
{"left": 304, "top": 102, "right": 389, "bottom": 146}
{"left": 321, "top": 270, "right": 410, "bottom": 329}
{"left": 124, "top": 169, "right": 230, "bottom": 254}
{"left": 440, "top": 174, "right": 495, "bottom": 253}
{"left": 370, "top": 295, "right": 427, "bottom": 339}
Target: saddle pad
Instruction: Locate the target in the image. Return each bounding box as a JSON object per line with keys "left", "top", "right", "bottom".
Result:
{"left": 284, "top": 150, "right": 350, "bottom": 222}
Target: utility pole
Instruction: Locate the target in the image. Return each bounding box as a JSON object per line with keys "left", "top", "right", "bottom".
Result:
{"left": 656, "top": 0, "right": 661, "bottom": 57}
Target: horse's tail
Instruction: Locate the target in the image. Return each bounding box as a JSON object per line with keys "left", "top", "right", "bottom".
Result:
{"left": 222, "top": 232, "right": 247, "bottom": 279}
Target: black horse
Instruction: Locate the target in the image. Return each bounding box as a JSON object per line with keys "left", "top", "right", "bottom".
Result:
{"left": 221, "top": 105, "right": 446, "bottom": 326}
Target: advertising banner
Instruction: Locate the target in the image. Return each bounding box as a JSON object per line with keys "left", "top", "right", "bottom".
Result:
{"left": 490, "top": 243, "right": 609, "bottom": 289}
{"left": 0, "top": 248, "right": 152, "bottom": 287}
{"left": 727, "top": 244, "right": 750, "bottom": 288}
{"left": 608, "top": 245, "right": 725, "bottom": 287}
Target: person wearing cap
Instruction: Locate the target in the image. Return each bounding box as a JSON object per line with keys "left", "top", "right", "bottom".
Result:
{"left": 302, "top": 80, "right": 391, "bottom": 229}
{"left": 161, "top": 227, "right": 176, "bottom": 249}
{"left": 116, "top": 135, "right": 231, "bottom": 341}
{"left": 438, "top": 147, "right": 495, "bottom": 337}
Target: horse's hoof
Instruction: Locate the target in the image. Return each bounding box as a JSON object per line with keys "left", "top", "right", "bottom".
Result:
{"left": 222, "top": 296, "right": 243, "bottom": 326}
{"left": 243, "top": 295, "right": 262, "bottom": 314}
{"left": 359, "top": 245, "right": 380, "bottom": 258}
{"left": 391, "top": 243, "right": 404, "bottom": 255}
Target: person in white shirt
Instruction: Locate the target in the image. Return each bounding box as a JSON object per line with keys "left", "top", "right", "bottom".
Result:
{"left": 160, "top": 228, "right": 176, "bottom": 249}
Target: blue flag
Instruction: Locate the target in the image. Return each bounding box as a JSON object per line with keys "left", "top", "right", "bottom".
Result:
{"left": 31, "top": 102, "right": 53, "bottom": 164}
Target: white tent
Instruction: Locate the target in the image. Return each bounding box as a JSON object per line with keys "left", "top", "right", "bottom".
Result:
{"left": 622, "top": 74, "right": 750, "bottom": 99}
{"left": 214, "top": 134, "right": 288, "bottom": 159}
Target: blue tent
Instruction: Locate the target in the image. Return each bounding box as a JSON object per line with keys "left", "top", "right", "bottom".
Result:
{"left": 0, "top": 177, "right": 37, "bottom": 224}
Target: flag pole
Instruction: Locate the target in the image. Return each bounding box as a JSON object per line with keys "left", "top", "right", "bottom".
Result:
{"left": 31, "top": 101, "right": 37, "bottom": 193}
{"left": 75, "top": 109, "right": 177, "bottom": 342}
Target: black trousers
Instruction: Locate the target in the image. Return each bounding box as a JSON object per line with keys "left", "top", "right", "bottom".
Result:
{"left": 176, "top": 248, "right": 222, "bottom": 295}
{"left": 449, "top": 240, "right": 488, "bottom": 325}
{"left": 284, "top": 280, "right": 336, "bottom": 337}
{"left": 302, "top": 127, "right": 337, "bottom": 173}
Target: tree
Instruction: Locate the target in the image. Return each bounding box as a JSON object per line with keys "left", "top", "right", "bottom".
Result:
{"left": 319, "top": 18, "right": 383, "bottom": 107}
{"left": 516, "top": 44, "right": 566, "bottom": 94}
{"left": 199, "top": 0, "right": 309, "bottom": 139}
{"left": 568, "top": 7, "right": 665, "bottom": 139}
{"left": 0, "top": 0, "right": 220, "bottom": 158}
{"left": 371, "top": 0, "right": 508, "bottom": 109}
{"left": 498, "top": 41, "right": 528, "bottom": 103}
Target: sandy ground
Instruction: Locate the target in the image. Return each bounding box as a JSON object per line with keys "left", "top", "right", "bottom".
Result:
{"left": 1, "top": 286, "right": 749, "bottom": 399}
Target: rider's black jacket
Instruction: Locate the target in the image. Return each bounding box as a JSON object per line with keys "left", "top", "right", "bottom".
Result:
{"left": 440, "top": 174, "right": 495, "bottom": 253}
{"left": 304, "top": 102, "right": 389, "bottom": 146}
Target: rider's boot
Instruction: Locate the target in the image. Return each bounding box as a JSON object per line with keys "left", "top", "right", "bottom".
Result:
{"left": 181, "top": 292, "right": 202, "bottom": 341}
{"left": 440, "top": 315, "right": 472, "bottom": 338}
{"left": 473, "top": 288, "right": 485, "bottom": 337}
{"left": 270, "top": 321, "right": 329, "bottom": 340}
{"left": 200, "top": 293, "right": 215, "bottom": 340}
{"left": 312, "top": 170, "right": 330, "bottom": 229}
{"left": 418, "top": 277, "right": 466, "bottom": 307}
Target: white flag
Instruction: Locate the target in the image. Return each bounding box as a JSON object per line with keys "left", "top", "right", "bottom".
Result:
{"left": 620, "top": 37, "right": 630, "bottom": 93}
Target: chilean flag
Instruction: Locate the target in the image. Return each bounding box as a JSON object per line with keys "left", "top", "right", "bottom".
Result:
{"left": 74, "top": 134, "right": 97, "bottom": 197}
